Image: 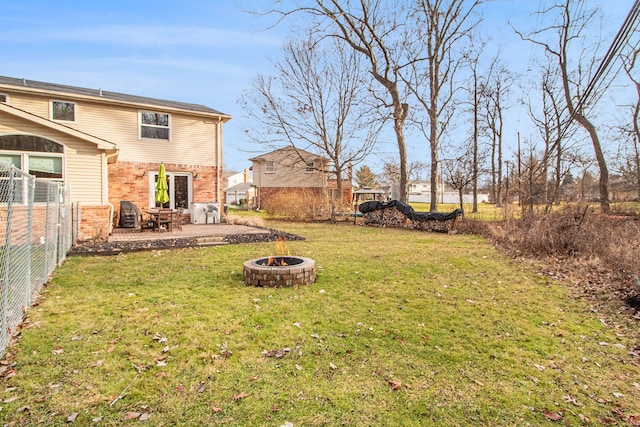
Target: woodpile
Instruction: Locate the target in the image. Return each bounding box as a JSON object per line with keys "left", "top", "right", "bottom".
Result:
{"left": 409, "top": 217, "right": 457, "bottom": 233}
{"left": 363, "top": 206, "right": 408, "bottom": 227}
{"left": 361, "top": 202, "right": 460, "bottom": 233}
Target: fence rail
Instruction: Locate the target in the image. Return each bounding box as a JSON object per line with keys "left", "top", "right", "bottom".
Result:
{"left": 0, "top": 164, "right": 72, "bottom": 356}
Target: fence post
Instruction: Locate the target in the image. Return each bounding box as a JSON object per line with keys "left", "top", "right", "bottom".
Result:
{"left": 1, "top": 169, "right": 15, "bottom": 351}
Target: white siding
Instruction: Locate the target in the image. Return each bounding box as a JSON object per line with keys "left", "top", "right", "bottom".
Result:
{"left": 0, "top": 111, "right": 105, "bottom": 204}
{"left": 2, "top": 92, "right": 221, "bottom": 167}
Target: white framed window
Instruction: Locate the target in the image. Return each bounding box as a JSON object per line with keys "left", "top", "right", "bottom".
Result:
{"left": 306, "top": 161, "right": 315, "bottom": 173}
{"left": 140, "top": 111, "right": 170, "bottom": 140}
{"left": 0, "top": 135, "right": 65, "bottom": 203}
{"left": 265, "top": 161, "right": 275, "bottom": 173}
{"left": 51, "top": 100, "right": 76, "bottom": 121}
{"left": 0, "top": 94, "right": 8, "bottom": 103}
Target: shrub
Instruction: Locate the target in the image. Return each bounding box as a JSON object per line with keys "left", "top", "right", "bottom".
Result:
{"left": 223, "top": 214, "right": 265, "bottom": 228}
{"left": 262, "top": 189, "right": 331, "bottom": 221}
{"left": 457, "top": 205, "right": 640, "bottom": 279}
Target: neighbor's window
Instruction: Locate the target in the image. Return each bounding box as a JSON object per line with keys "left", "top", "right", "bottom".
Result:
{"left": 306, "top": 161, "right": 315, "bottom": 173}
{"left": 0, "top": 94, "right": 7, "bottom": 103}
{"left": 140, "top": 111, "right": 170, "bottom": 140}
{"left": 265, "top": 161, "right": 275, "bottom": 173}
{"left": 51, "top": 100, "right": 76, "bottom": 121}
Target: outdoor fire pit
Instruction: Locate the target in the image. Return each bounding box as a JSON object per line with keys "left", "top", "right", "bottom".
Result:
{"left": 243, "top": 256, "right": 316, "bottom": 287}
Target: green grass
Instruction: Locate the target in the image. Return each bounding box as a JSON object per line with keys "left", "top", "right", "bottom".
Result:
{"left": 1, "top": 222, "right": 639, "bottom": 426}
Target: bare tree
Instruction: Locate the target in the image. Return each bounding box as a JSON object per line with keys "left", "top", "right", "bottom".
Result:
{"left": 620, "top": 47, "right": 640, "bottom": 199}
{"left": 240, "top": 37, "right": 379, "bottom": 205}
{"left": 442, "top": 143, "right": 474, "bottom": 214}
{"left": 527, "top": 66, "right": 567, "bottom": 211}
{"left": 515, "top": 0, "right": 611, "bottom": 212}
{"left": 404, "top": 0, "right": 483, "bottom": 212}
{"left": 462, "top": 41, "right": 484, "bottom": 213}
{"left": 518, "top": 141, "right": 548, "bottom": 218}
{"left": 480, "top": 56, "right": 511, "bottom": 207}
{"left": 265, "top": 0, "right": 423, "bottom": 203}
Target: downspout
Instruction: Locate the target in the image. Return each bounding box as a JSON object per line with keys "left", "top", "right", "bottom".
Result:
{"left": 105, "top": 150, "right": 119, "bottom": 235}
{"left": 217, "top": 117, "right": 223, "bottom": 205}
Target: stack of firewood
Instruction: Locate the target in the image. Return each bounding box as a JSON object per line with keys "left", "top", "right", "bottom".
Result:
{"left": 362, "top": 206, "right": 458, "bottom": 233}
{"left": 409, "top": 218, "right": 456, "bottom": 233}
{"left": 363, "top": 206, "right": 407, "bottom": 227}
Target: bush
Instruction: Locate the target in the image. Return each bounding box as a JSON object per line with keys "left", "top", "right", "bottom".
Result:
{"left": 457, "top": 205, "right": 640, "bottom": 279}
{"left": 262, "top": 189, "right": 331, "bottom": 221}
{"left": 224, "top": 214, "right": 265, "bottom": 228}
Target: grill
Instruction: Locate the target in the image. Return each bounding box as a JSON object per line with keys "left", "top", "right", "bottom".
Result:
{"left": 119, "top": 200, "right": 139, "bottom": 228}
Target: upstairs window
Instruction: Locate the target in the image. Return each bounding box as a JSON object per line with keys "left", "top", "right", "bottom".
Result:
{"left": 140, "top": 111, "right": 170, "bottom": 140}
{"left": 51, "top": 100, "right": 76, "bottom": 121}
{"left": 0, "top": 94, "right": 7, "bottom": 103}
{"left": 265, "top": 161, "right": 275, "bottom": 173}
{"left": 306, "top": 161, "right": 315, "bottom": 173}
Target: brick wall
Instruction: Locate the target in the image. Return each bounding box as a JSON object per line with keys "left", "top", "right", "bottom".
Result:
{"left": 107, "top": 161, "right": 220, "bottom": 230}
{"left": 78, "top": 205, "right": 111, "bottom": 241}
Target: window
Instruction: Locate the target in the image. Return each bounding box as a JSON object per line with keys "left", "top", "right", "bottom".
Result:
{"left": 51, "top": 100, "right": 76, "bottom": 121}
{"left": 0, "top": 94, "right": 7, "bottom": 103}
{"left": 0, "top": 135, "right": 65, "bottom": 203}
{"left": 28, "top": 156, "right": 63, "bottom": 179}
{"left": 140, "top": 111, "right": 170, "bottom": 140}
{"left": 306, "top": 161, "right": 315, "bottom": 173}
{"left": 265, "top": 161, "right": 275, "bottom": 173}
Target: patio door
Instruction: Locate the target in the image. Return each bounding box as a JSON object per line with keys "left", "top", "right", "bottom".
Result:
{"left": 150, "top": 171, "right": 192, "bottom": 212}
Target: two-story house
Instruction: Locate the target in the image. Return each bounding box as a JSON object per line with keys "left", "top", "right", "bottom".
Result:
{"left": 250, "top": 147, "right": 352, "bottom": 209}
{"left": 0, "top": 76, "right": 230, "bottom": 240}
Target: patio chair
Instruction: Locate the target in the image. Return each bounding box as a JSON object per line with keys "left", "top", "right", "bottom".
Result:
{"left": 172, "top": 208, "right": 184, "bottom": 231}
{"left": 154, "top": 208, "right": 173, "bottom": 232}
{"left": 140, "top": 211, "right": 155, "bottom": 232}
{"left": 205, "top": 203, "right": 220, "bottom": 224}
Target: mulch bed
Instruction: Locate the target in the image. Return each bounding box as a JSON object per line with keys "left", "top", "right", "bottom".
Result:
{"left": 69, "top": 228, "right": 305, "bottom": 256}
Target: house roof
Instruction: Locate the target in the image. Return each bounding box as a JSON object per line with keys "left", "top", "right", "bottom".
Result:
{"left": 354, "top": 187, "right": 387, "bottom": 194}
{"left": 0, "top": 75, "right": 231, "bottom": 119}
{"left": 0, "top": 102, "right": 118, "bottom": 152}
{"left": 224, "top": 182, "right": 254, "bottom": 193}
{"left": 249, "top": 146, "right": 328, "bottom": 163}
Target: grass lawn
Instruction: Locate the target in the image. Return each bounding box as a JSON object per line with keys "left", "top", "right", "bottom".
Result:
{"left": 1, "top": 221, "right": 639, "bottom": 426}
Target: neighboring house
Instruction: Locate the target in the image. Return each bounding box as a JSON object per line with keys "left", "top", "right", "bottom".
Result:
{"left": 0, "top": 76, "right": 230, "bottom": 240}
{"left": 249, "top": 147, "right": 352, "bottom": 208}
{"left": 223, "top": 169, "right": 255, "bottom": 206}
{"left": 407, "top": 179, "right": 488, "bottom": 204}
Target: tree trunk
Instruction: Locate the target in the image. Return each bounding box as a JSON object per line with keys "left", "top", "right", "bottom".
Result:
{"left": 574, "top": 113, "right": 610, "bottom": 212}
{"left": 429, "top": 85, "right": 439, "bottom": 212}
{"left": 375, "top": 78, "right": 409, "bottom": 204}
{"left": 472, "top": 72, "right": 479, "bottom": 213}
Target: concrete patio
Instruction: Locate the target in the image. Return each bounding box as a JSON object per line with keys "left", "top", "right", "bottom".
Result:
{"left": 109, "top": 223, "right": 270, "bottom": 243}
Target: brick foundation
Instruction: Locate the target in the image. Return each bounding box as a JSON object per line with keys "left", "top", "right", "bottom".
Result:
{"left": 77, "top": 205, "right": 112, "bottom": 241}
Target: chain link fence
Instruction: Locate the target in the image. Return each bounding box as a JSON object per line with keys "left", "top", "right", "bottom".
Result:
{"left": 0, "top": 164, "right": 72, "bottom": 356}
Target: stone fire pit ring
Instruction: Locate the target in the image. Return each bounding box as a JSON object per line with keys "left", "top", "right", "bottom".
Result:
{"left": 243, "top": 256, "right": 316, "bottom": 287}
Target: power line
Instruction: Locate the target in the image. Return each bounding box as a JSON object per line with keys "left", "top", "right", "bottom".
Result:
{"left": 562, "top": 0, "right": 640, "bottom": 137}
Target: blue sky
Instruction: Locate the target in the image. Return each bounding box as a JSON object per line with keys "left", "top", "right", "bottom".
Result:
{"left": 1, "top": 1, "right": 634, "bottom": 174}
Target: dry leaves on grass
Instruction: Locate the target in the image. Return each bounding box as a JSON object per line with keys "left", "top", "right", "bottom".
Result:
{"left": 544, "top": 411, "right": 562, "bottom": 421}
{"left": 232, "top": 392, "right": 249, "bottom": 401}
{"left": 388, "top": 380, "right": 402, "bottom": 391}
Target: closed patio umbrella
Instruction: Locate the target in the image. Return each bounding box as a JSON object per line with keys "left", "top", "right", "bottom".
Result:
{"left": 155, "top": 163, "right": 170, "bottom": 206}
